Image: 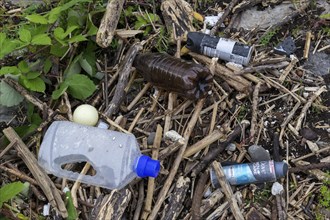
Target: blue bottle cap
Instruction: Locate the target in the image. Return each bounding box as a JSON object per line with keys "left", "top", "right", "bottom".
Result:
{"left": 135, "top": 155, "right": 160, "bottom": 178}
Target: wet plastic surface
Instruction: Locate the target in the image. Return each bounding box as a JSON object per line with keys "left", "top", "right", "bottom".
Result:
{"left": 38, "top": 121, "right": 142, "bottom": 189}
{"left": 133, "top": 53, "right": 213, "bottom": 99}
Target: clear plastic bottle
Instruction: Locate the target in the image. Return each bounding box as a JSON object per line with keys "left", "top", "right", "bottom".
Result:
{"left": 38, "top": 121, "right": 160, "bottom": 190}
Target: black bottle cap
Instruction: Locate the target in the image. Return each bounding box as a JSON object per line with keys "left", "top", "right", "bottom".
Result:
{"left": 186, "top": 32, "right": 205, "bottom": 53}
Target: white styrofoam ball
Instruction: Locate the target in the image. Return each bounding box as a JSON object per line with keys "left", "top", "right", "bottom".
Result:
{"left": 73, "top": 104, "right": 99, "bottom": 126}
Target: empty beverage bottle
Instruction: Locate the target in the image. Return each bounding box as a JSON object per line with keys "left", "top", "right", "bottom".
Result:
{"left": 210, "top": 160, "right": 288, "bottom": 187}
{"left": 38, "top": 121, "right": 160, "bottom": 189}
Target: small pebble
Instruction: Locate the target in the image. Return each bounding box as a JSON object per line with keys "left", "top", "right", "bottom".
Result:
{"left": 271, "top": 182, "right": 284, "bottom": 195}
{"left": 300, "top": 127, "right": 318, "bottom": 140}
{"left": 147, "top": 132, "right": 156, "bottom": 145}
{"left": 226, "top": 143, "right": 236, "bottom": 152}
{"left": 248, "top": 145, "right": 271, "bottom": 162}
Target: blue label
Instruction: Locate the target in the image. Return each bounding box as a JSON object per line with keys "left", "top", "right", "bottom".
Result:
{"left": 223, "top": 164, "right": 256, "bottom": 185}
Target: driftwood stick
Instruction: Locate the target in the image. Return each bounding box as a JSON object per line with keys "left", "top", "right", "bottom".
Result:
{"left": 295, "top": 86, "right": 327, "bottom": 131}
{"left": 250, "top": 82, "right": 261, "bottom": 143}
{"left": 142, "top": 124, "right": 162, "bottom": 219}
{"left": 303, "top": 31, "right": 312, "bottom": 59}
{"left": 201, "top": 189, "right": 224, "bottom": 216}
{"left": 190, "top": 52, "right": 251, "bottom": 93}
{"left": 128, "top": 108, "right": 145, "bottom": 133}
{"left": 148, "top": 99, "right": 205, "bottom": 220}
{"left": 161, "top": 176, "right": 190, "bottom": 220}
{"left": 184, "top": 129, "right": 225, "bottom": 158}
{"left": 164, "top": 93, "right": 176, "bottom": 137}
{"left": 127, "top": 83, "right": 151, "bottom": 111}
{"left": 211, "top": 161, "right": 244, "bottom": 220}
{"left": 96, "top": 0, "right": 125, "bottom": 48}
{"left": 289, "top": 162, "right": 330, "bottom": 173}
{"left": 236, "top": 62, "right": 289, "bottom": 75}
{"left": 133, "top": 182, "right": 145, "bottom": 220}
{"left": 210, "top": 0, "right": 241, "bottom": 35}
{"left": 104, "top": 43, "right": 143, "bottom": 117}
{"left": 279, "top": 56, "right": 298, "bottom": 83}
{"left": 0, "top": 164, "right": 38, "bottom": 185}
{"left": 90, "top": 189, "right": 131, "bottom": 220}
{"left": 159, "top": 137, "right": 185, "bottom": 161}
{"left": 190, "top": 124, "right": 243, "bottom": 177}
{"left": 3, "top": 78, "right": 66, "bottom": 121}
{"left": 3, "top": 127, "right": 68, "bottom": 218}
{"left": 291, "top": 146, "right": 330, "bottom": 162}
{"left": 273, "top": 132, "right": 281, "bottom": 162}
{"left": 191, "top": 171, "right": 209, "bottom": 220}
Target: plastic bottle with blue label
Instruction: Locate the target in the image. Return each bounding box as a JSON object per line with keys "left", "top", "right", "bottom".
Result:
{"left": 38, "top": 121, "right": 160, "bottom": 190}
{"left": 210, "top": 160, "right": 288, "bottom": 187}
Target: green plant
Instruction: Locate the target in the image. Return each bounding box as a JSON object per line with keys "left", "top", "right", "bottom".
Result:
{"left": 0, "top": 182, "right": 25, "bottom": 208}
{"left": 319, "top": 174, "right": 330, "bottom": 209}
{"left": 0, "top": 0, "right": 99, "bottom": 107}
{"left": 260, "top": 28, "right": 279, "bottom": 46}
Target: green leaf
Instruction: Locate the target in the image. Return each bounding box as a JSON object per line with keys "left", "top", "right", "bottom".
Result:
{"left": 0, "top": 66, "right": 20, "bottom": 75}
{"left": 47, "top": 6, "right": 63, "bottom": 24}
{"left": 43, "top": 58, "right": 52, "bottom": 73}
{"left": 320, "top": 13, "right": 330, "bottom": 19}
{"left": 25, "top": 14, "right": 48, "bottom": 24}
{"left": 79, "top": 52, "right": 96, "bottom": 76}
{"left": 50, "top": 43, "right": 69, "bottom": 57}
{"left": 54, "top": 26, "right": 79, "bottom": 40}
{"left": 68, "top": 34, "right": 87, "bottom": 43}
{"left": 0, "top": 81, "right": 24, "bottom": 107}
{"left": 18, "top": 61, "right": 30, "bottom": 73}
{"left": 0, "top": 181, "right": 25, "bottom": 207}
{"left": 51, "top": 83, "right": 69, "bottom": 99}
{"left": 25, "top": 71, "right": 41, "bottom": 79}
{"left": 64, "top": 53, "right": 82, "bottom": 78}
{"left": 31, "top": 34, "right": 51, "bottom": 45}
{"left": 21, "top": 77, "right": 46, "bottom": 92}
{"left": 19, "top": 29, "right": 31, "bottom": 43}
{"left": 0, "top": 34, "right": 18, "bottom": 59}
{"left": 66, "top": 74, "right": 96, "bottom": 100}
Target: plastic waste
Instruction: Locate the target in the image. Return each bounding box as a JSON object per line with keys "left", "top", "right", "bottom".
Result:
{"left": 210, "top": 160, "right": 288, "bottom": 187}
{"left": 133, "top": 53, "right": 213, "bottom": 100}
{"left": 186, "top": 32, "right": 253, "bottom": 66}
{"left": 273, "top": 36, "right": 296, "bottom": 56}
{"left": 38, "top": 121, "right": 160, "bottom": 190}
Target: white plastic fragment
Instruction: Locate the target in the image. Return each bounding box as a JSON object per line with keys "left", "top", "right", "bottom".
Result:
{"left": 165, "top": 130, "right": 184, "bottom": 142}
{"left": 43, "top": 203, "right": 50, "bottom": 216}
{"left": 271, "top": 182, "right": 284, "bottom": 195}
{"left": 204, "top": 12, "right": 224, "bottom": 27}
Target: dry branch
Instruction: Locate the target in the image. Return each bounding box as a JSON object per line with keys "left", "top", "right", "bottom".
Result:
{"left": 211, "top": 161, "right": 244, "bottom": 220}
{"left": 3, "top": 127, "right": 68, "bottom": 218}
{"left": 96, "top": 0, "right": 125, "bottom": 48}
{"left": 148, "top": 98, "right": 205, "bottom": 220}
{"left": 104, "top": 43, "right": 142, "bottom": 117}
{"left": 161, "top": 176, "right": 190, "bottom": 220}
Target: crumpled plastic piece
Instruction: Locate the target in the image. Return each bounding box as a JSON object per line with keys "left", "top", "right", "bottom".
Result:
{"left": 274, "top": 36, "right": 296, "bottom": 56}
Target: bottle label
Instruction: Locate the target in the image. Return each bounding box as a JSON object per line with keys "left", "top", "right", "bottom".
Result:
{"left": 223, "top": 161, "right": 277, "bottom": 185}
{"left": 201, "top": 37, "right": 251, "bottom": 65}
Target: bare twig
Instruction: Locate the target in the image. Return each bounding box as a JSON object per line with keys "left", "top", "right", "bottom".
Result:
{"left": 148, "top": 99, "right": 205, "bottom": 220}
{"left": 211, "top": 161, "right": 244, "bottom": 220}
{"left": 104, "top": 43, "right": 142, "bottom": 117}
